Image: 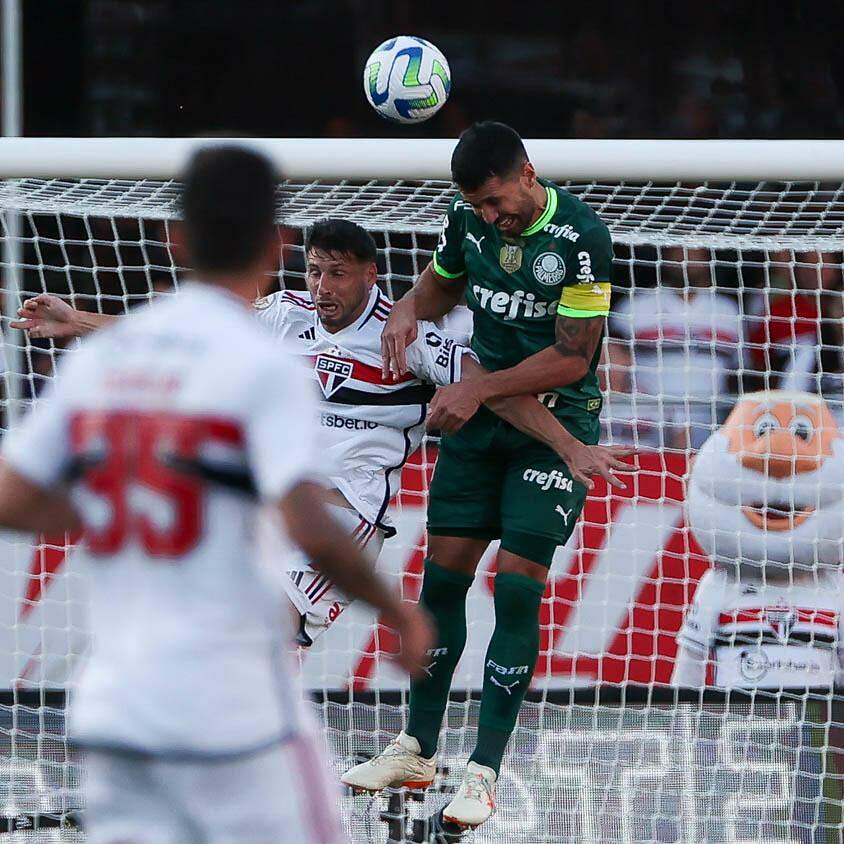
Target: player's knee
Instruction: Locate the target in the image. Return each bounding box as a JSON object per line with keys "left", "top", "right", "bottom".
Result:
{"left": 427, "top": 534, "right": 488, "bottom": 575}
{"left": 498, "top": 535, "right": 557, "bottom": 578}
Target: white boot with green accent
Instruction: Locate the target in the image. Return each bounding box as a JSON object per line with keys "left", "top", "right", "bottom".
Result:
{"left": 341, "top": 731, "right": 436, "bottom": 794}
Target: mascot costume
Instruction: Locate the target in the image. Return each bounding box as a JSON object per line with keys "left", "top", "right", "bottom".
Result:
{"left": 675, "top": 390, "right": 844, "bottom": 688}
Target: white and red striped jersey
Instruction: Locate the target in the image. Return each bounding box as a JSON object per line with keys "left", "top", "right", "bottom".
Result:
{"left": 677, "top": 566, "right": 844, "bottom": 688}
{"left": 610, "top": 287, "right": 743, "bottom": 403}
{"left": 2, "top": 283, "right": 322, "bottom": 755}
{"left": 255, "top": 285, "right": 475, "bottom": 533}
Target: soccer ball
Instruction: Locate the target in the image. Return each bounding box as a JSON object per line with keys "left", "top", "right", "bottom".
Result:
{"left": 363, "top": 36, "right": 451, "bottom": 124}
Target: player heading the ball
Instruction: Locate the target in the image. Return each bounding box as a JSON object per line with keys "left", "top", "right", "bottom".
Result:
{"left": 344, "top": 122, "right": 634, "bottom": 831}
{"left": 0, "top": 145, "right": 432, "bottom": 843}
{"left": 15, "top": 215, "right": 632, "bottom": 650}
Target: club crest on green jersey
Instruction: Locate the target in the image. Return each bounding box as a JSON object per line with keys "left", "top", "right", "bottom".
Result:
{"left": 533, "top": 252, "right": 566, "bottom": 286}
{"left": 499, "top": 243, "right": 523, "bottom": 274}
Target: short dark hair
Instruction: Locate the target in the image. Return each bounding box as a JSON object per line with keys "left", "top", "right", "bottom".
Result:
{"left": 180, "top": 145, "right": 278, "bottom": 275}
{"left": 305, "top": 218, "right": 377, "bottom": 263}
{"left": 450, "top": 122, "right": 528, "bottom": 192}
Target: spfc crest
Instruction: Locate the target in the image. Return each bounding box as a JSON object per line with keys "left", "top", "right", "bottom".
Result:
{"left": 765, "top": 606, "right": 797, "bottom": 642}
{"left": 315, "top": 355, "right": 353, "bottom": 397}
{"left": 499, "top": 243, "right": 523, "bottom": 274}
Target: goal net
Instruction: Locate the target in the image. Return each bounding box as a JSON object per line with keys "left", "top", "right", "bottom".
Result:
{"left": 1, "top": 139, "right": 844, "bottom": 842}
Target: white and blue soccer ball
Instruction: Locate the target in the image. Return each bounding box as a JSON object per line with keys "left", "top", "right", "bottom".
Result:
{"left": 363, "top": 36, "right": 451, "bottom": 124}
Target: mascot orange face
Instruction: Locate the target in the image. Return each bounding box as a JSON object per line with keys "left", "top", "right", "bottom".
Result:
{"left": 687, "top": 390, "right": 844, "bottom": 572}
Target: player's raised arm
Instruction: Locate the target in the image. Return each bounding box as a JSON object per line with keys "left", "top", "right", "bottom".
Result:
{"left": 381, "top": 196, "right": 468, "bottom": 379}
{"left": 11, "top": 293, "right": 117, "bottom": 339}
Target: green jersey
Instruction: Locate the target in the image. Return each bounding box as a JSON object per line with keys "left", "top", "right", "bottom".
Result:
{"left": 432, "top": 178, "right": 613, "bottom": 424}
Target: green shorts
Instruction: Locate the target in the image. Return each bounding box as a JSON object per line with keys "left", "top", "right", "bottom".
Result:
{"left": 427, "top": 407, "right": 596, "bottom": 567}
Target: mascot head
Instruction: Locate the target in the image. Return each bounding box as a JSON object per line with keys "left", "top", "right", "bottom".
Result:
{"left": 686, "top": 390, "right": 844, "bottom": 576}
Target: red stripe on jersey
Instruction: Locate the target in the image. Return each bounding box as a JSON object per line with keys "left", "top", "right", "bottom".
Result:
{"left": 719, "top": 609, "right": 764, "bottom": 625}
{"left": 718, "top": 607, "right": 838, "bottom": 627}
{"left": 797, "top": 609, "right": 838, "bottom": 627}
{"left": 281, "top": 291, "right": 316, "bottom": 310}
{"left": 307, "top": 354, "right": 416, "bottom": 385}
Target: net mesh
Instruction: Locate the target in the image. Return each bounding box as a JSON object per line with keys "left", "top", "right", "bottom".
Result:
{"left": 1, "top": 175, "right": 844, "bottom": 842}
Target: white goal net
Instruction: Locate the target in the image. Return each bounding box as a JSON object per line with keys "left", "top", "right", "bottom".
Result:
{"left": 1, "top": 140, "right": 844, "bottom": 842}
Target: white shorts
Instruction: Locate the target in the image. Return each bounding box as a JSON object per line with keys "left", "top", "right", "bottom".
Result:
{"left": 84, "top": 736, "right": 346, "bottom": 844}
{"left": 283, "top": 504, "right": 384, "bottom": 646}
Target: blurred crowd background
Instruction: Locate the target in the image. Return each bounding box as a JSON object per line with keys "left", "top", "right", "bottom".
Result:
{"left": 11, "top": 0, "right": 844, "bottom": 141}
{"left": 4, "top": 0, "right": 844, "bottom": 450}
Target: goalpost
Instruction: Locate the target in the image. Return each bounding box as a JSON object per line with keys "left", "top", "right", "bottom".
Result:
{"left": 1, "top": 138, "right": 844, "bottom": 842}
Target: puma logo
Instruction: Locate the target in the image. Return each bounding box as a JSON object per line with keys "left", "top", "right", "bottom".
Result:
{"left": 489, "top": 675, "right": 520, "bottom": 695}
{"left": 466, "top": 233, "right": 485, "bottom": 253}
{"left": 555, "top": 505, "right": 573, "bottom": 525}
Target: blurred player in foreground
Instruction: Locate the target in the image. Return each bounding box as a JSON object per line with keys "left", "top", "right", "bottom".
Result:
{"left": 344, "top": 121, "right": 627, "bottom": 829}
{"left": 14, "top": 220, "right": 630, "bottom": 649}
{"left": 675, "top": 390, "right": 844, "bottom": 689}
{"left": 0, "top": 146, "right": 432, "bottom": 843}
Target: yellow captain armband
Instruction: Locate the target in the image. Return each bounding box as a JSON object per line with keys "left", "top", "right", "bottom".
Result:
{"left": 557, "top": 282, "right": 611, "bottom": 318}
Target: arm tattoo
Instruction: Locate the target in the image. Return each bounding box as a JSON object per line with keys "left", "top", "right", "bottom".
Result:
{"left": 554, "top": 315, "right": 604, "bottom": 361}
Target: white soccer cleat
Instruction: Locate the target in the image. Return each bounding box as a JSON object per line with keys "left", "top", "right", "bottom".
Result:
{"left": 442, "top": 761, "right": 497, "bottom": 829}
{"left": 341, "top": 731, "right": 436, "bottom": 794}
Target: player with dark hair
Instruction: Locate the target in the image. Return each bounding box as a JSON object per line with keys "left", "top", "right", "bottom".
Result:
{"left": 0, "top": 147, "right": 433, "bottom": 843}
{"left": 15, "top": 213, "right": 628, "bottom": 652}
{"left": 345, "top": 121, "right": 623, "bottom": 830}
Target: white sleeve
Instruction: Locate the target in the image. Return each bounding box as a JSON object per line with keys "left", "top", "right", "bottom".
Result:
{"left": 405, "top": 320, "right": 477, "bottom": 387}
{"left": 244, "top": 353, "right": 323, "bottom": 501}
{"left": 671, "top": 643, "right": 708, "bottom": 687}
{"left": 435, "top": 305, "right": 474, "bottom": 345}
{"left": 2, "top": 363, "right": 76, "bottom": 489}
{"left": 676, "top": 567, "right": 722, "bottom": 654}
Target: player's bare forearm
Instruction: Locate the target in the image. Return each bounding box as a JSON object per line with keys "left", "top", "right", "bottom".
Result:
{"left": 0, "top": 463, "right": 81, "bottom": 533}
{"left": 382, "top": 263, "right": 467, "bottom": 378}
{"left": 461, "top": 355, "right": 574, "bottom": 452}
{"left": 474, "top": 314, "right": 605, "bottom": 402}
{"left": 279, "top": 481, "right": 405, "bottom": 622}
{"left": 404, "top": 263, "right": 466, "bottom": 321}
{"left": 11, "top": 293, "right": 118, "bottom": 339}
{"left": 454, "top": 355, "right": 635, "bottom": 490}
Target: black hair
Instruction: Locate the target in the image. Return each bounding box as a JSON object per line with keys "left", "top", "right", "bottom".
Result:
{"left": 305, "top": 218, "right": 377, "bottom": 263}
{"left": 180, "top": 145, "right": 278, "bottom": 275}
{"left": 450, "top": 121, "right": 528, "bottom": 192}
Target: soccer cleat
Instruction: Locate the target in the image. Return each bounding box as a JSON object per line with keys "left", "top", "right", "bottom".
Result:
{"left": 442, "top": 761, "right": 497, "bottom": 829}
{"left": 341, "top": 731, "right": 436, "bottom": 794}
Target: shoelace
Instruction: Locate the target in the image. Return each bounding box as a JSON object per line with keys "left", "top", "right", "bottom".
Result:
{"left": 463, "top": 774, "right": 495, "bottom": 809}
{"left": 370, "top": 739, "right": 415, "bottom": 767}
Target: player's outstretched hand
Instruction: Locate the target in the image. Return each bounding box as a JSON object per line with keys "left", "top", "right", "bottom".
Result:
{"left": 381, "top": 298, "right": 418, "bottom": 380}
{"left": 11, "top": 294, "right": 80, "bottom": 339}
{"left": 559, "top": 442, "right": 638, "bottom": 491}
{"left": 427, "top": 382, "right": 482, "bottom": 433}
{"left": 382, "top": 603, "right": 435, "bottom": 678}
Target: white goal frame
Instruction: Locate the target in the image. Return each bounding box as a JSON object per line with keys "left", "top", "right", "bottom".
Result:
{"left": 2, "top": 137, "right": 844, "bottom": 181}
{"left": 3, "top": 138, "right": 844, "bottom": 842}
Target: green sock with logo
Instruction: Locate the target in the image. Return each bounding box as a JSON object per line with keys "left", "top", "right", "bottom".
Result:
{"left": 406, "top": 558, "right": 474, "bottom": 758}
{"left": 470, "top": 572, "right": 545, "bottom": 775}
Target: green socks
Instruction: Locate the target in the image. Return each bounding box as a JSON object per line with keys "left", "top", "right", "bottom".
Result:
{"left": 406, "top": 559, "right": 474, "bottom": 758}
{"left": 470, "top": 572, "right": 544, "bottom": 774}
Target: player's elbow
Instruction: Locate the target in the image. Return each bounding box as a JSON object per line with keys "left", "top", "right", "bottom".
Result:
{"left": 553, "top": 349, "right": 589, "bottom": 384}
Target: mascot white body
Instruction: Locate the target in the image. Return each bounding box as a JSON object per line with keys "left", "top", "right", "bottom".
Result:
{"left": 676, "top": 390, "right": 844, "bottom": 688}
